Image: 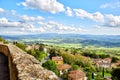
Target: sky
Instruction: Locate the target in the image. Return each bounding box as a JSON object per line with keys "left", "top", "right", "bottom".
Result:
{"left": 0, "top": 0, "right": 120, "bottom": 35}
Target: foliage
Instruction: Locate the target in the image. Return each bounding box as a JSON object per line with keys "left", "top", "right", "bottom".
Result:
{"left": 70, "top": 48, "right": 77, "bottom": 55}
{"left": 0, "top": 37, "right": 8, "bottom": 44}
{"left": 82, "top": 51, "right": 110, "bottom": 59}
{"left": 72, "top": 65, "right": 79, "bottom": 70}
{"left": 57, "top": 48, "right": 93, "bottom": 67}
{"left": 94, "top": 75, "right": 105, "bottom": 80}
{"left": 61, "top": 71, "right": 68, "bottom": 79}
{"left": 83, "top": 67, "right": 96, "bottom": 80}
{"left": 49, "top": 48, "right": 58, "bottom": 59}
{"left": 3, "top": 40, "right": 8, "bottom": 44}
{"left": 27, "top": 49, "right": 46, "bottom": 61}
{"left": 42, "top": 60, "right": 58, "bottom": 75}
{"left": 15, "top": 43, "right": 26, "bottom": 51}
{"left": 38, "top": 43, "right": 44, "bottom": 51}
{"left": 0, "top": 37, "right": 4, "bottom": 41}
{"left": 112, "top": 56, "right": 119, "bottom": 63}
{"left": 27, "top": 50, "right": 36, "bottom": 56}
{"left": 111, "top": 68, "right": 120, "bottom": 80}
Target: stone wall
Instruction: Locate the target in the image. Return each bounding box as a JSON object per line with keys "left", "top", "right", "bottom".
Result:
{"left": 0, "top": 44, "right": 58, "bottom": 80}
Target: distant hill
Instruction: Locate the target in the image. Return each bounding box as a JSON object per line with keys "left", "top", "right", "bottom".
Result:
{"left": 1, "top": 33, "right": 120, "bottom": 47}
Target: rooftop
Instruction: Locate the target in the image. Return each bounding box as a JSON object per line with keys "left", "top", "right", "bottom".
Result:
{"left": 57, "top": 64, "right": 71, "bottom": 70}
{"left": 68, "top": 70, "right": 86, "bottom": 79}
{"left": 103, "top": 58, "right": 112, "bottom": 61}
{"left": 52, "top": 56, "right": 63, "bottom": 61}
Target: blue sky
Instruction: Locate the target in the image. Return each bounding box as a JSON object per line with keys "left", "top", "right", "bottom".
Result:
{"left": 0, "top": 0, "right": 120, "bottom": 35}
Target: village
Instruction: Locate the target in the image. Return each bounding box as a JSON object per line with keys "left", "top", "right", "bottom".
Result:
{"left": 24, "top": 43, "right": 120, "bottom": 80}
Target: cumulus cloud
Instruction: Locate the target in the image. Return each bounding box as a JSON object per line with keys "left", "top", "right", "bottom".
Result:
{"left": 41, "top": 21, "right": 84, "bottom": 33}
{"left": 20, "top": 15, "right": 45, "bottom": 21}
{"left": 104, "top": 14, "right": 120, "bottom": 27}
{"left": 18, "top": 0, "right": 65, "bottom": 14}
{"left": 65, "top": 7, "right": 73, "bottom": 16}
{"left": 0, "top": 18, "right": 20, "bottom": 27}
{"left": 0, "top": 8, "right": 5, "bottom": 13}
{"left": 0, "top": 17, "right": 84, "bottom": 34}
{"left": 0, "top": 17, "right": 33, "bottom": 28}
{"left": 73, "top": 9, "right": 104, "bottom": 22}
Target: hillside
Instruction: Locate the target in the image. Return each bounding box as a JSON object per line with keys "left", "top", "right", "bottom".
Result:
{"left": 1, "top": 34, "right": 120, "bottom": 47}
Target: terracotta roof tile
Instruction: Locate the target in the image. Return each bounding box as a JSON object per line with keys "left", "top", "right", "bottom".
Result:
{"left": 68, "top": 70, "right": 86, "bottom": 79}
{"left": 57, "top": 64, "right": 71, "bottom": 70}
{"left": 52, "top": 56, "right": 63, "bottom": 61}
{"left": 103, "top": 58, "right": 112, "bottom": 61}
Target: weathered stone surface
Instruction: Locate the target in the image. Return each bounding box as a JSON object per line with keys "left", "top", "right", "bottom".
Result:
{"left": 0, "top": 44, "right": 58, "bottom": 80}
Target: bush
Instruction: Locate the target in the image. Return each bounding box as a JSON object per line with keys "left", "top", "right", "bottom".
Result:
{"left": 111, "top": 68, "right": 120, "bottom": 80}
{"left": 112, "top": 57, "right": 119, "bottom": 63}
{"left": 27, "top": 50, "right": 46, "bottom": 61}
{"left": 0, "top": 37, "right": 8, "bottom": 44}
{"left": 42, "top": 60, "right": 58, "bottom": 76}
{"left": 15, "top": 43, "right": 26, "bottom": 51}
{"left": 72, "top": 65, "right": 79, "bottom": 70}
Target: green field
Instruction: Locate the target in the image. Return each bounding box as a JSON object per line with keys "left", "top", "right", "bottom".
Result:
{"left": 44, "top": 43, "right": 82, "bottom": 48}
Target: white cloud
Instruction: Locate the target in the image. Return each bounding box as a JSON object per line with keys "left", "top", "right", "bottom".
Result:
{"left": 37, "top": 16, "right": 45, "bottom": 21}
{"left": 100, "top": 1, "right": 120, "bottom": 9}
{"left": 28, "top": 27, "right": 45, "bottom": 32}
{"left": 0, "top": 18, "right": 20, "bottom": 27}
{"left": 42, "top": 21, "right": 84, "bottom": 33}
{"left": 20, "top": 15, "right": 45, "bottom": 21}
{"left": 11, "top": 10, "right": 16, "bottom": 15}
{"left": 65, "top": 7, "right": 73, "bottom": 16}
{"left": 0, "top": 17, "right": 84, "bottom": 34}
{"left": 5, "top": 31, "right": 26, "bottom": 35}
{"left": 73, "top": 9, "right": 104, "bottom": 22}
{"left": 90, "top": 12, "right": 104, "bottom": 22}
{"left": 18, "top": 0, "right": 65, "bottom": 14}
{"left": 20, "top": 15, "right": 35, "bottom": 21}
{"left": 30, "top": 21, "right": 84, "bottom": 33}
{"left": 0, "top": 8, "right": 5, "bottom": 13}
{"left": 0, "top": 17, "right": 33, "bottom": 28}
{"left": 73, "top": 9, "right": 89, "bottom": 19}
{"left": 104, "top": 14, "right": 120, "bottom": 27}
{"left": 100, "top": 3, "right": 109, "bottom": 9}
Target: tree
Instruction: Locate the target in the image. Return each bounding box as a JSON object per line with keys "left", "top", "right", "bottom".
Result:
{"left": 0, "top": 37, "right": 4, "bottom": 41}
{"left": 0, "top": 37, "right": 8, "bottom": 44}
{"left": 42, "top": 60, "right": 58, "bottom": 76}
{"left": 39, "top": 43, "right": 44, "bottom": 51}
{"left": 83, "top": 67, "right": 96, "bottom": 80}
{"left": 112, "top": 57, "right": 119, "bottom": 63}
{"left": 72, "top": 65, "right": 79, "bottom": 70}
{"left": 95, "top": 75, "right": 105, "bottom": 80}
{"left": 49, "top": 48, "right": 57, "bottom": 59}
{"left": 27, "top": 50, "right": 36, "bottom": 56}
{"left": 27, "top": 49, "right": 46, "bottom": 61}
{"left": 111, "top": 68, "right": 120, "bottom": 80}
{"left": 15, "top": 43, "right": 26, "bottom": 51}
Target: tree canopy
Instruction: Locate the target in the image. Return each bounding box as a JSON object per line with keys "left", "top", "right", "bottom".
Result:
{"left": 111, "top": 68, "right": 120, "bottom": 80}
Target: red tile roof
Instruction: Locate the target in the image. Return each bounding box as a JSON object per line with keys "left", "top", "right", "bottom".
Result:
{"left": 115, "top": 61, "right": 120, "bottom": 66}
{"left": 103, "top": 58, "right": 112, "bottom": 61}
{"left": 57, "top": 64, "right": 71, "bottom": 70}
{"left": 52, "top": 56, "right": 63, "bottom": 61}
{"left": 68, "top": 70, "right": 86, "bottom": 79}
